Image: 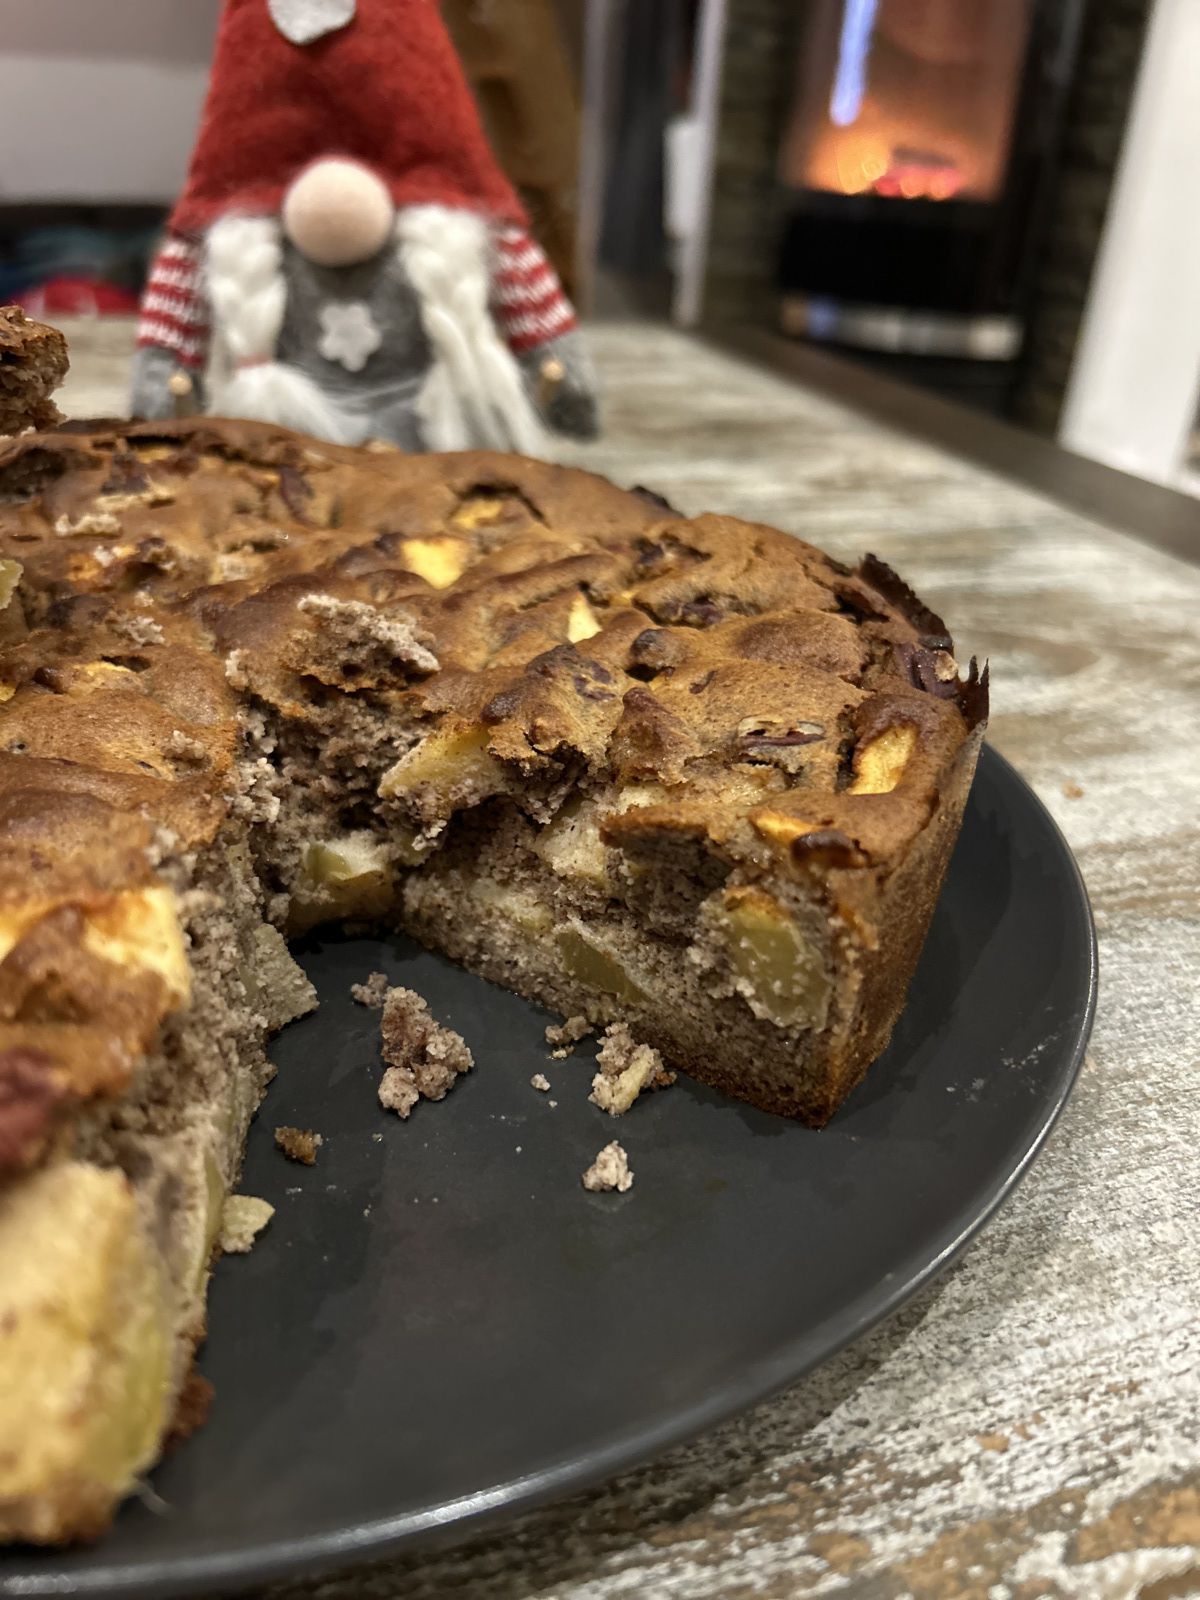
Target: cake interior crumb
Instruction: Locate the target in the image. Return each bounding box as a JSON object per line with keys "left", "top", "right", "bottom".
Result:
{"left": 530, "top": 1072, "right": 551, "bottom": 1092}
{"left": 351, "top": 971, "right": 390, "bottom": 1008}
{"left": 545, "top": 1015, "right": 593, "bottom": 1059}
{"left": 589, "top": 1022, "right": 675, "bottom": 1116}
{"left": 582, "top": 1141, "right": 634, "bottom": 1193}
{"left": 378, "top": 985, "right": 473, "bottom": 1119}
{"left": 275, "top": 1126, "right": 324, "bottom": 1165}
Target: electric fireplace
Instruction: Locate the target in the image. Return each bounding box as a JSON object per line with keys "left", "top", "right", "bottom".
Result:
{"left": 777, "top": 0, "right": 1085, "bottom": 408}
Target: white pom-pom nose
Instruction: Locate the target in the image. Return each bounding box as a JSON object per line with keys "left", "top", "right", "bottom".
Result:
{"left": 282, "top": 158, "right": 395, "bottom": 268}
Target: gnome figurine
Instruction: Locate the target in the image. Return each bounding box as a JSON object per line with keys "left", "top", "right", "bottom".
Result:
{"left": 131, "top": 0, "right": 597, "bottom": 451}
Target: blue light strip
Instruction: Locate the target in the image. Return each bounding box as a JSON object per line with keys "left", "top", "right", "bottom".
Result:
{"left": 830, "top": 0, "right": 879, "bottom": 128}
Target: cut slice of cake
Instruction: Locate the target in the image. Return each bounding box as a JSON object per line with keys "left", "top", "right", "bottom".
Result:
{"left": 0, "top": 306, "right": 67, "bottom": 438}
{"left": 0, "top": 401, "right": 985, "bottom": 1542}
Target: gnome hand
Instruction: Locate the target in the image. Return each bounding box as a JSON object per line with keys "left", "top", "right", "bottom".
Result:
{"left": 130, "top": 345, "right": 205, "bottom": 421}
{"left": 519, "top": 329, "right": 599, "bottom": 441}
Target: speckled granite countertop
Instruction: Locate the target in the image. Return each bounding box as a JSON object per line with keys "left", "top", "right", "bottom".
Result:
{"left": 60, "top": 320, "right": 1200, "bottom": 1599}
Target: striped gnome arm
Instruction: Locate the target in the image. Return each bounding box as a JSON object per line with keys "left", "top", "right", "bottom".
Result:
{"left": 491, "top": 226, "right": 598, "bottom": 440}
{"left": 130, "top": 233, "right": 212, "bottom": 420}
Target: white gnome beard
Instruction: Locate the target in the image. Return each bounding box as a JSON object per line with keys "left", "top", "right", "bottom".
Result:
{"left": 397, "top": 206, "right": 546, "bottom": 456}
{"left": 267, "top": 0, "right": 355, "bottom": 44}
{"left": 205, "top": 214, "right": 362, "bottom": 444}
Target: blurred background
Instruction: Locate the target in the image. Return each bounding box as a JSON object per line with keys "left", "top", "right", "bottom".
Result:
{"left": 0, "top": 0, "right": 1196, "bottom": 499}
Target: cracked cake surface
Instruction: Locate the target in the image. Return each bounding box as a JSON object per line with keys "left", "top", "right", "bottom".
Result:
{"left": 0, "top": 409, "right": 985, "bottom": 1543}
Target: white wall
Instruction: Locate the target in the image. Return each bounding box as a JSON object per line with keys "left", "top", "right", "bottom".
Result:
{"left": 0, "top": 0, "right": 220, "bottom": 204}
{"left": 1059, "top": 0, "right": 1200, "bottom": 491}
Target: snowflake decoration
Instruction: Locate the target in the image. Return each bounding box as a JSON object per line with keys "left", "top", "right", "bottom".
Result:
{"left": 317, "top": 301, "right": 382, "bottom": 373}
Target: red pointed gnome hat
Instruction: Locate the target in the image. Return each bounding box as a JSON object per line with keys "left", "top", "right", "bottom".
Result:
{"left": 169, "top": 0, "right": 527, "bottom": 237}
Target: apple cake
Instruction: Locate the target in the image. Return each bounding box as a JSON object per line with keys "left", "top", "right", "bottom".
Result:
{"left": 0, "top": 412, "right": 985, "bottom": 1542}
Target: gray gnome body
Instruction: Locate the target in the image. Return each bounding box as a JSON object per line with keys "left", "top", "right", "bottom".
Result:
{"left": 277, "top": 242, "right": 433, "bottom": 450}
{"left": 273, "top": 244, "right": 595, "bottom": 446}
{"left": 132, "top": 244, "right": 429, "bottom": 445}
{"left": 131, "top": 221, "right": 596, "bottom": 448}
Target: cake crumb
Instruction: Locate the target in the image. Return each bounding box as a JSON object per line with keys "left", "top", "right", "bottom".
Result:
{"left": 352, "top": 970, "right": 390, "bottom": 1007}
{"left": 219, "top": 1194, "right": 275, "bottom": 1253}
{"left": 166, "top": 728, "right": 208, "bottom": 766}
{"left": 378, "top": 986, "right": 473, "bottom": 1119}
{"left": 545, "top": 1015, "right": 593, "bottom": 1058}
{"left": 582, "top": 1141, "right": 634, "bottom": 1193}
{"left": 530, "top": 1072, "right": 551, "bottom": 1092}
{"left": 589, "top": 1022, "right": 675, "bottom": 1116}
{"left": 224, "top": 648, "right": 250, "bottom": 690}
{"left": 275, "top": 1126, "right": 323, "bottom": 1165}
{"left": 379, "top": 1066, "right": 420, "bottom": 1117}
{"left": 1062, "top": 780, "right": 1085, "bottom": 799}
{"left": 110, "top": 612, "right": 165, "bottom": 647}
{"left": 56, "top": 510, "right": 120, "bottom": 538}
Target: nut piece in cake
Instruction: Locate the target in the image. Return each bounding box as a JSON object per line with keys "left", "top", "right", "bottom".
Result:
{"left": 582, "top": 1141, "right": 634, "bottom": 1193}
{"left": 377, "top": 986, "right": 473, "bottom": 1119}
{"left": 218, "top": 1195, "right": 275, "bottom": 1254}
{"left": 0, "top": 1046, "right": 68, "bottom": 1174}
{"left": 274, "top": 1126, "right": 323, "bottom": 1165}
{"left": 589, "top": 1023, "right": 675, "bottom": 1115}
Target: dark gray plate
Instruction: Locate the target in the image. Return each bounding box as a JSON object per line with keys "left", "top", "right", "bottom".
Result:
{"left": 1, "top": 745, "right": 1096, "bottom": 1599}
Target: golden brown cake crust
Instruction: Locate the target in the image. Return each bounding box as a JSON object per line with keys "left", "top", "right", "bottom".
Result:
{"left": 0, "top": 415, "right": 986, "bottom": 1170}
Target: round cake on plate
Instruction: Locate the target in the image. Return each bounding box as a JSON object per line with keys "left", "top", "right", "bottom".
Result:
{"left": 0, "top": 390, "right": 984, "bottom": 1541}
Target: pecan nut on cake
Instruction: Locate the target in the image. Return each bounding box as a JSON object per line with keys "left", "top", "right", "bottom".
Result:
{"left": 0, "top": 409, "right": 985, "bottom": 1541}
